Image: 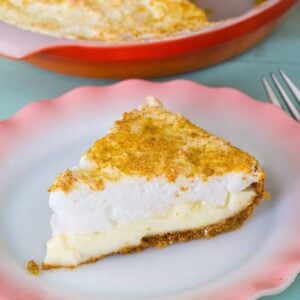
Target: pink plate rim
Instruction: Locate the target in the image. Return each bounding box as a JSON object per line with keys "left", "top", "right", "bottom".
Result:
{"left": 0, "top": 0, "right": 293, "bottom": 59}
{"left": 0, "top": 79, "right": 299, "bottom": 300}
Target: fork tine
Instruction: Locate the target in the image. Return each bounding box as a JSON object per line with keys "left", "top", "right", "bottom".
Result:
{"left": 262, "top": 77, "right": 282, "bottom": 107}
{"left": 279, "top": 69, "right": 300, "bottom": 104}
{"left": 270, "top": 72, "right": 300, "bottom": 121}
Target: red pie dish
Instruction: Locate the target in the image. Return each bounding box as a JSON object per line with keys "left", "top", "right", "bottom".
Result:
{"left": 0, "top": 0, "right": 297, "bottom": 78}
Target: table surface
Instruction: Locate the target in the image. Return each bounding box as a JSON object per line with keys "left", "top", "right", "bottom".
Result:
{"left": 0, "top": 3, "right": 299, "bottom": 299}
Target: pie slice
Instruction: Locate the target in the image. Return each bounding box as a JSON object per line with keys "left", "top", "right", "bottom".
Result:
{"left": 43, "top": 97, "right": 267, "bottom": 269}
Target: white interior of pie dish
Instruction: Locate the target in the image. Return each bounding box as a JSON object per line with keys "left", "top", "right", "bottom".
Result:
{"left": 196, "top": 0, "right": 259, "bottom": 21}
{"left": 0, "top": 0, "right": 280, "bottom": 59}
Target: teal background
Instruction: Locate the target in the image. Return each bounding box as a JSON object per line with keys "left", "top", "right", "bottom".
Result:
{"left": 0, "top": 3, "right": 299, "bottom": 299}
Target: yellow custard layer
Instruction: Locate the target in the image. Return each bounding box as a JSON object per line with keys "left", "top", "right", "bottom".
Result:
{"left": 44, "top": 188, "right": 255, "bottom": 267}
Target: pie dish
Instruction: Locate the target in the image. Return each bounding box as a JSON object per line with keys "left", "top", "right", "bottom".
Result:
{"left": 0, "top": 0, "right": 297, "bottom": 78}
{"left": 0, "top": 80, "right": 299, "bottom": 299}
{"left": 44, "top": 97, "right": 267, "bottom": 269}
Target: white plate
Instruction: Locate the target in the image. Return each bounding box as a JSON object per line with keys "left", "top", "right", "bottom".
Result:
{"left": 0, "top": 80, "right": 299, "bottom": 300}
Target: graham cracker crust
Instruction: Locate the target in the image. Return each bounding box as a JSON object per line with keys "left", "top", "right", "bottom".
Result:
{"left": 43, "top": 180, "right": 265, "bottom": 270}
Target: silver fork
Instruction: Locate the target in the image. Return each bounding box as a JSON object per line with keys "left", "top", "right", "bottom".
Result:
{"left": 262, "top": 69, "right": 300, "bottom": 122}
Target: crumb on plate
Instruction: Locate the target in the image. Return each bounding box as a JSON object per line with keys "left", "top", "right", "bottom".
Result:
{"left": 27, "top": 260, "right": 40, "bottom": 276}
